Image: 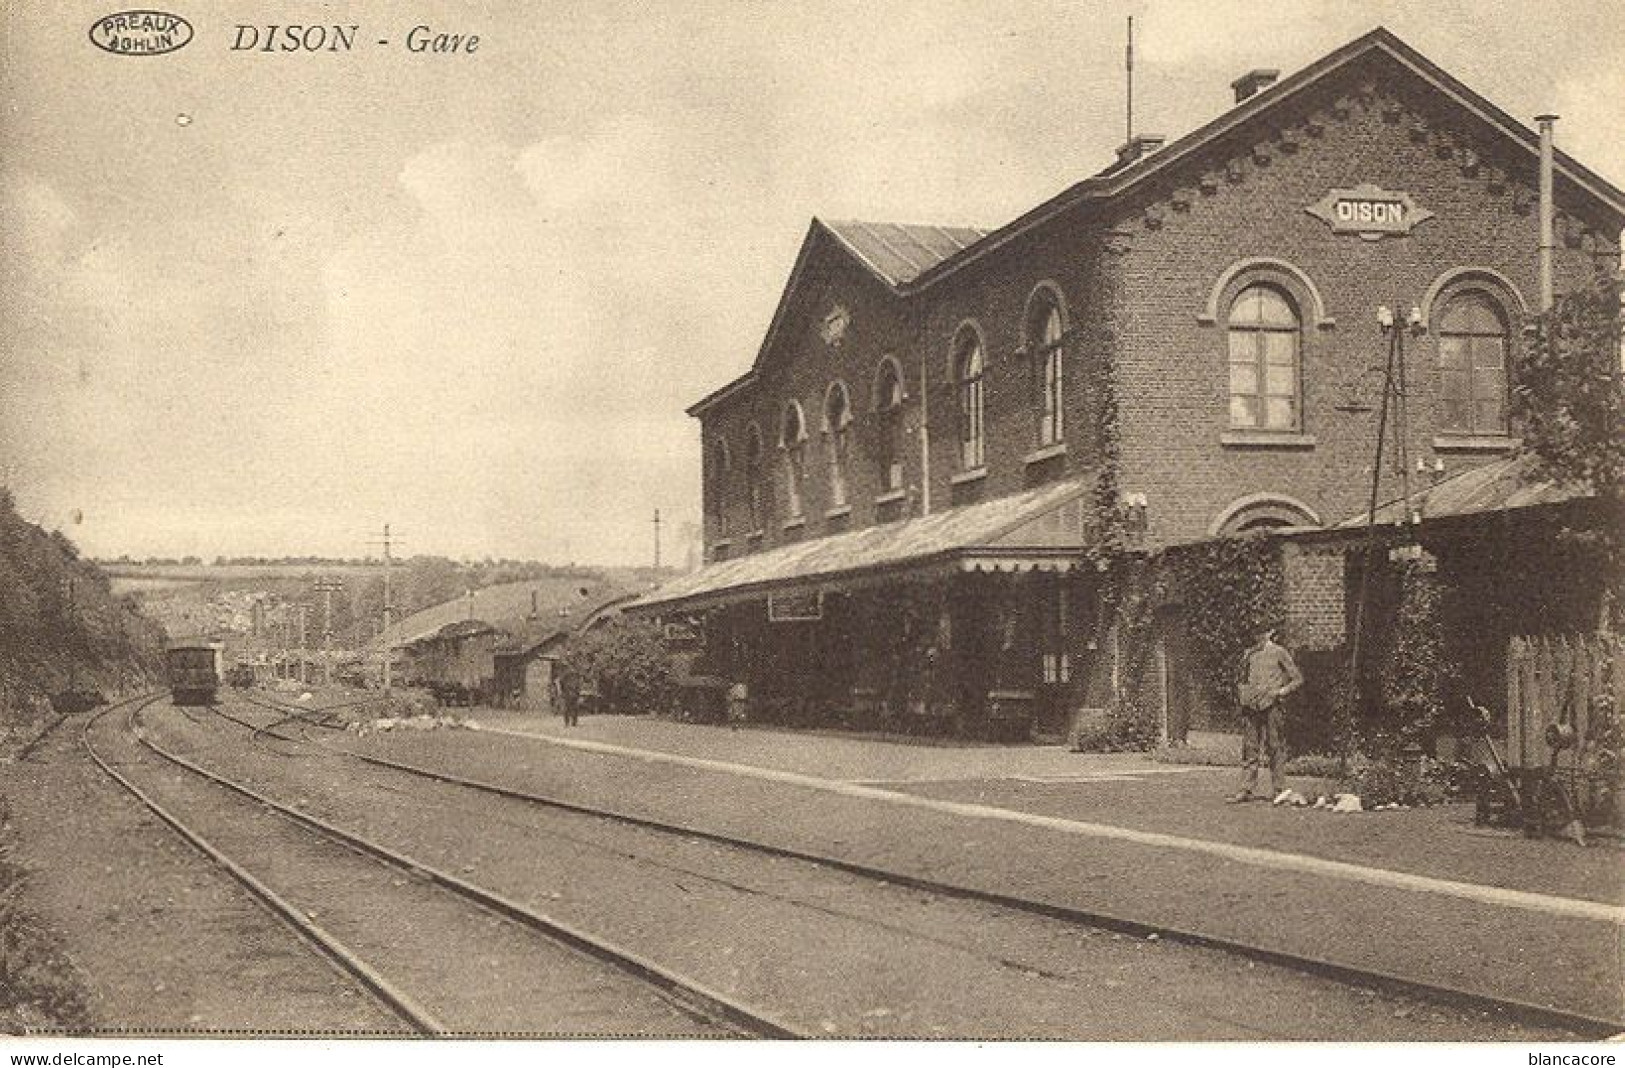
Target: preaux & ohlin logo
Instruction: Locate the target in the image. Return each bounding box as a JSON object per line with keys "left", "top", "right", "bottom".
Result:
{"left": 90, "top": 10, "right": 194, "bottom": 56}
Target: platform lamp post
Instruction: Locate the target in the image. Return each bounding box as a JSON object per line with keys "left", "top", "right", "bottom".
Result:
{"left": 1340, "top": 303, "right": 1424, "bottom": 767}
{"left": 314, "top": 578, "right": 344, "bottom": 684}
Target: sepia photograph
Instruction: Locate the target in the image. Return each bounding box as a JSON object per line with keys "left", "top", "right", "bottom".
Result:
{"left": 1, "top": 0, "right": 1621, "bottom": 1053}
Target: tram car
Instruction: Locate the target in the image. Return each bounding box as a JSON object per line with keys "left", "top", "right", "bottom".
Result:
{"left": 166, "top": 641, "right": 224, "bottom": 705}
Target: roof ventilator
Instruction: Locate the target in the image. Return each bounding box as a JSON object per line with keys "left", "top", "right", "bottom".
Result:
{"left": 1231, "top": 68, "right": 1280, "bottom": 103}
{"left": 1114, "top": 133, "right": 1166, "bottom": 167}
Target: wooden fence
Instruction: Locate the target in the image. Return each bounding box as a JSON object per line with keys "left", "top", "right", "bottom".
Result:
{"left": 1505, "top": 632, "right": 1623, "bottom": 771}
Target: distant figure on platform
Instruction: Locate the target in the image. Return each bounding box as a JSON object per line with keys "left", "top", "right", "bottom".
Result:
{"left": 555, "top": 668, "right": 581, "bottom": 727}
{"left": 1228, "top": 626, "right": 1302, "bottom": 803}
{"left": 573, "top": 676, "right": 597, "bottom": 726}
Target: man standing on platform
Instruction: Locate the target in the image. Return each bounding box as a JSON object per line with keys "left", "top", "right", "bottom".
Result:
{"left": 1228, "top": 626, "right": 1302, "bottom": 803}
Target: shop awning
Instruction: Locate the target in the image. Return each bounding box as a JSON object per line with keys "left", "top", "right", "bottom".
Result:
{"left": 633, "top": 478, "right": 1096, "bottom": 613}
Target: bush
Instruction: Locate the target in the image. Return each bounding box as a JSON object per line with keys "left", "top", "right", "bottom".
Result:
{"left": 556, "top": 617, "right": 679, "bottom": 715}
{"left": 1071, "top": 697, "right": 1158, "bottom": 752}
{"left": 1337, "top": 753, "right": 1453, "bottom": 807}
{"left": 1151, "top": 744, "right": 1239, "bottom": 766}
{"left": 1281, "top": 753, "right": 1343, "bottom": 778}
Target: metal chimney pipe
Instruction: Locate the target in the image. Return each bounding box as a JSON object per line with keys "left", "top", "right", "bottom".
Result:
{"left": 1536, "top": 114, "right": 1558, "bottom": 312}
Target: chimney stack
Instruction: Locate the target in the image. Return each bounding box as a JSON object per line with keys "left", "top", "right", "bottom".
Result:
{"left": 1115, "top": 133, "right": 1166, "bottom": 166}
{"left": 1231, "top": 69, "right": 1279, "bottom": 104}
{"left": 1536, "top": 114, "right": 1558, "bottom": 313}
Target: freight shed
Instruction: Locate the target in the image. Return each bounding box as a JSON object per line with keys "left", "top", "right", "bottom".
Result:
{"left": 402, "top": 619, "right": 503, "bottom": 705}
{"left": 490, "top": 591, "right": 639, "bottom": 713}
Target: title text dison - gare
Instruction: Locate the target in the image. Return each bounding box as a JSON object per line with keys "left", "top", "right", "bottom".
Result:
{"left": 230, "top": 24, "right": 480, "bottom": 54}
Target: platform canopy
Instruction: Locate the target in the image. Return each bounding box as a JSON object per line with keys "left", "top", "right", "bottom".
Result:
{"left": 1334, "top": 453, "right": 1590, "bottom": 529}
{"left": 634, "top": 477, "right": 1097, "bottom": 614}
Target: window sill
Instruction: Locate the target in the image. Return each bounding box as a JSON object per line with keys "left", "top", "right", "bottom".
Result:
{"left": 1220, "top": 431, "right": 1317, "bottom": 449}
{"left": 1023, "top": 442, "right": 1068, "bottom": 465}
{"left": 781, "top": 517, "right": 806, "bottom": 532}
{"left": 950, "top": 466, "right": 988, "bottom": 486}
{"left": 825, "top": 505, "right": 852, "bottom": 520}
{"left": 745, "top": 529, "right": 765, "bottom": 542}
{"left": 874, "top": 488, "right": 907, "bottom": 505}
{"left": 1432, "top": 434, "right": 1519, "bottom": 452}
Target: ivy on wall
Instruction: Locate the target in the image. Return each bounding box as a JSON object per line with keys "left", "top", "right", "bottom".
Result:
{"left": 1158, "top": 537, "right": 1286, "bottom": 713}
{"left": 1368, "top": 557, "right": 1459, "bottom": 750}
{"left": 1079, "top": 533, "right": 1286, "bottom": 750}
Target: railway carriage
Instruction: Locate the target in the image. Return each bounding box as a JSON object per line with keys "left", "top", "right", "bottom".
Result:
{"left": 166, "top": 641, "right": 224, "bottom": 705}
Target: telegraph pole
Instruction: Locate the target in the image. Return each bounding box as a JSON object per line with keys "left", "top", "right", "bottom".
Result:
{"left": 281, "top": 604, "right": 294, "bottom": 679}
{"left": 314, "top": 577, "right": 344, "bottom": 684}
{"left": 653, "top": 508, "right": 662, "bottom": 570}
{"left": 295, "top": 603, "right": 309, "bottom": 686}
{"left": 369, "top": 525, "right": 401, "bottom": 692}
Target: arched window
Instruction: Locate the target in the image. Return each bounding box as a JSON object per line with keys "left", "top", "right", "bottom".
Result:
{"left": 954, "top": 327, "right": 985, "bottom": 470}
{"left": 707, "top": 437, "right": 731, "bottom": 537}
{"left": 1028, "top": 292, "right": 1065, "bottom": 445}
{"left": 1227, "top": 284, "right": 1301, "bottom": 431}
{"left": 780, "top": 401, "right": 807, "bottom": 520}
{"left": 744, "top": 424, "right": 766, "bottom": 534}
{"left": 1437, "top": 292, "right": 1509, "bottom": 435}
{"left": 874, "top": 356, "right": 906, "bottom": 493}
{"left": 1209, "top": 494, "right": 1322, "bottom": 536}
{"left": 823, "top": 382, "right": 853, "bottom": 510}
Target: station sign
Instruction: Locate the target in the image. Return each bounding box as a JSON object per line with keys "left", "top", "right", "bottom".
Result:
{"left": 1305, "top": 184, "right": 1434, "bottom": 240}
{"left": 768, "top": 589, "right": 824, "bottom": 622}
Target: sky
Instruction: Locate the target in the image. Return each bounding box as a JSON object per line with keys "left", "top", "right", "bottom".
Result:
{"left": 2, "top": 1, "right": 1622, "bottom": 565}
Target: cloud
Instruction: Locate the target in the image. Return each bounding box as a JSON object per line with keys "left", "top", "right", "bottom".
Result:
{"left": 1554, "top": 64, "right": 1625, "bottom": 193}
{"left": 299, "top": 127, "right": 720, "bottom": 559}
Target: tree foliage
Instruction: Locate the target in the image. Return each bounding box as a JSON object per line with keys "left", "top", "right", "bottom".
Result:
{"left": 1514, "top": 274, "right": 1623, "bottom": 495}
{"left": 556, "top": 617, "right": 678, "bottom": 713}
{"left": 0, "top": 488, "right": 167, "bottom": 744}
{"left": 1371, "top": 561, "right": 1459, "bottom": 751}
{"left": 1512, "top": 274, "right": 1625, "bottom": 625}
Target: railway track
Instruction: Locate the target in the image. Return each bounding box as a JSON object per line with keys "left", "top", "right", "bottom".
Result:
{"left": 222, "top": 690, "right": 1621, "bottom": 1039}
{"left": 81, "top": 693, "right": 798, "bottom": 1038}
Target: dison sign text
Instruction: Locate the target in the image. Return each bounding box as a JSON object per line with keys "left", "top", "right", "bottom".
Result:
{"left": 1305, "top": 184, "right": 1435, "bottom": 240}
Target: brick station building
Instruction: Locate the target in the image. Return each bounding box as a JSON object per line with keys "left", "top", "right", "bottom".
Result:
{"left": 633, "top": 28, "right": 1624, "bottom": 743}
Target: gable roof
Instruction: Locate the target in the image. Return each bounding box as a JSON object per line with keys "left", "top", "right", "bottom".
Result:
{"left": 495, "top": 589, "right": 640, "bottom": 659}
{"left": 904, "top": 26, "right": 1625, "bottom": 293}
{"left": 379, "top": 578, "right": 632, "bottom": 648}
{"left": 690, "top": 27, "right": 1625, "bottom": 419}
{"left": 688, "top": 217, "right": 992, "bottom": 416}
{"left": 823, "top": 220, "right": 992, "bottom": 289}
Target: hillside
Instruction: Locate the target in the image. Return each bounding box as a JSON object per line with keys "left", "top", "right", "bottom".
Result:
{"left": 101, "top": 559, "right": 669, "bottom": 662}
{"left": 0, "top": 490, "right": 166, "bottom": 751}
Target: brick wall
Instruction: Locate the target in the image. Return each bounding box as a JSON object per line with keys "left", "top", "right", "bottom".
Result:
{"left": 695, "top": 49, "right": 1623, "bottom": 565}
{"left": 1281, "top": 541, "right": 1347, "bottom": 651}
{"left": 1103, "top": 54, "right": 1621, "bottom": 550}
{"left": 698, "top": 236, "right": 918, "bottom": 559}
{"left": 915, "top": 214, "right": 1111, "bottom": 510}
{"left": 698, "top": 217, "right": 1117, "bottom": 560}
